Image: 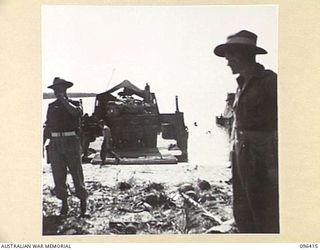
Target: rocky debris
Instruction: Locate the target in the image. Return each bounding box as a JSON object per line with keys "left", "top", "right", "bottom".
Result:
{"left": 184, "top": 190, "right": 198, "bottom": 201}
{"left": 125, "top": 224, "right": 138, "bottom": 234}
{"left": 197, "top": 179, "right": 211, "bottom": 191}
{"left": 118, "top": 182, "right": 132, "bottom": 191}
{"left": 142, "top": 191, "right": 175, "bottom": 209}
{"left": 42, "top": 215, "right": 93, "bottom": 235}
{"left": 179, "top": 190, "right": 221, "bottom": 224}
{"left": 109, "top": 222, "right": 138, "bottom": 234}
{"left": 42, "top": 179, "right": 235, "bottom": 235}
{"left": 145, "top": 182, "right": 164, "bottom": 192}
{"left": 178, "top": 183, "right": 195, "bottom": 193}
{"left": 206, "top": 220, "right": 238, "bottom": 234}
{"left": 144, "top": 193, "right": 158, "bottom": 207}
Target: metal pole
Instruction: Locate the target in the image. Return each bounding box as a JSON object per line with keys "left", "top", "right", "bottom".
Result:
{"left": 175, "top": 95, "right": 179, "bottom": 112}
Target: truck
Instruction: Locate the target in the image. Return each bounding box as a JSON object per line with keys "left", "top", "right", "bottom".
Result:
{"left": 82, "top": 80, "right": 188, "bottom": 164}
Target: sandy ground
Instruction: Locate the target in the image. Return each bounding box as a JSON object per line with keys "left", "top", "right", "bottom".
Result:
{"left": 42, "top": 126, "right": 236, "bottom": 235}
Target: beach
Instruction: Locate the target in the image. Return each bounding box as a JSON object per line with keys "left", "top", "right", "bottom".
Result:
{"left": 42, "top": 97, "right": 235, "bottom": 235}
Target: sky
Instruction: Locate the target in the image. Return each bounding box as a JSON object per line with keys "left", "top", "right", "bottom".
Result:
{"left": 42, "top": 5, "right": 278, "bottom": 128}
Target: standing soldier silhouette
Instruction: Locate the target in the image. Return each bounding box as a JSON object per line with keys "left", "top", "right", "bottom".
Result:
{"left": 43, "top": 77, "right": 88, "bottom": 217}
{"left": 214, "top": 30, "right": 279, "bottom": 233}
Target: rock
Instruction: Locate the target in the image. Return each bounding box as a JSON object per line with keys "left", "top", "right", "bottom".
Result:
{"left": 118, "top": 182, "right": 132, "bottom": 191}
{"left": 65, "top": 229, "right": 77, "bottom": 235}
{"left": 125, "top": 224, "right": 137, "bottom": 234}
{"left": 198, "top": 180, "right": 211, "bottom": 191}
{"left": 143, "top": 192, "right": 173, "bottom": 208}
{"left": 147, "top": 182, "right": 164, "bottom": 191}
{"left": 109, "top": 222, "right": 126, "bottom": 232}
{"left": 178, "top": 183, "right": 194, "bottom": 193}
{"left": 144, "top": 193, "right": 158, "bottom": 207}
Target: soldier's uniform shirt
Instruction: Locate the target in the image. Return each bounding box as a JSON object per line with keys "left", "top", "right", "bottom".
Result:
{"left": 45, "top": 99, "right": 88, "bottom": 200}
{"left": 46, "top": 99, "right": 82, "bottom": 133}
{"left": 231, "top": 63, "right": 279, "bottom": 233}
{"left": 233, "top": 63, "right": 277, "bottom": 131}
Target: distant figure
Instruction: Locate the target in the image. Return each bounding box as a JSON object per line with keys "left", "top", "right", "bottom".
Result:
{"left": 194, "top": 122, "right": 198, "bottom": 127}
{"left": 144, "top": 83, "right": 152, "bottom": 103}
{"left": 99, "top": 120, "right": 120, "bottom": 164}
{"left": 145, "top": 83, "right": 150, "bottom": 91}
{"left": 206, "top": 130, "right": 212, "bottom": 135}
{"left": 43, "top": 77, "right": 88, "bottom": 217}
{"left": 81, "top": 114, "right": 99, "bottom": 161}
{"left": 214, "top": 30, "right": 278, "bottom": 233}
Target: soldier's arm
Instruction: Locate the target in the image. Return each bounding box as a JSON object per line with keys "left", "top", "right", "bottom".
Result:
{"left": 43, "top": 112, "right": 51, "bottom": 158}
{"left": 43, "top": 125, "right": 50, "bottom": 146}
{"left": 57, "top": 94, "right": 83, "bottom": 117}
{"left": 43, "top": 108, "right": 51, "bottom": 146}
{"left": 265, "top": 71, "right": 278, "bottom": 129}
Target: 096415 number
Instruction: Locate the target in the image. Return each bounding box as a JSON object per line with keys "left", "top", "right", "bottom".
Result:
{"left": 300, "top": 244, "right": 318, "bottom": 248}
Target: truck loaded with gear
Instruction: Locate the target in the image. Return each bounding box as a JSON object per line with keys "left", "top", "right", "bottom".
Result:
{"left": 81, "top": 80, "right": 188, "bottom": 164}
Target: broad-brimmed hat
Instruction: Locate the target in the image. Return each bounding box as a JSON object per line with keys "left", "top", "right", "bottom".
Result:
{"left": 47, "top": 77, "right": 73, "bottom": 89}
{"left": 214, "top": 30, "right": 267, "bottom": 57}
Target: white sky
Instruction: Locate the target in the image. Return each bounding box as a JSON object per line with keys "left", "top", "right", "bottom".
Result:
{"left": 42, "top": 5, "right": 278, "bottom": 127}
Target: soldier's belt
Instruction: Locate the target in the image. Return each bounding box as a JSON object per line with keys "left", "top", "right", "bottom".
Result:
{"left": 51, "top": 131, "right": 76, "bottom": 137}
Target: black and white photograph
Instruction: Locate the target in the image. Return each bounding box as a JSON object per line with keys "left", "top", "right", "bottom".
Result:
{"left": 41, "top": 5, "right": 279, "bottom": 235}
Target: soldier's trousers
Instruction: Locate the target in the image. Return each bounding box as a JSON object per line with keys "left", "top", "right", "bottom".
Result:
{"left": 232, "top": 130, "right": 279, "bottom": 233}
{"left": 100, "top": 136, "right": 120, "bottom": 161}
{"left": 49, "top": 136, "right": 88, "bottom": 201}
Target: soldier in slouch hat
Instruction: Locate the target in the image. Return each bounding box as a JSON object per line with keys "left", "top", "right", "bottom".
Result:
{"left": 214, "top": 30, "right": 279, "bottom": 233}
{"left": 43, "top": 77, "right": 88, "bottom": 217}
